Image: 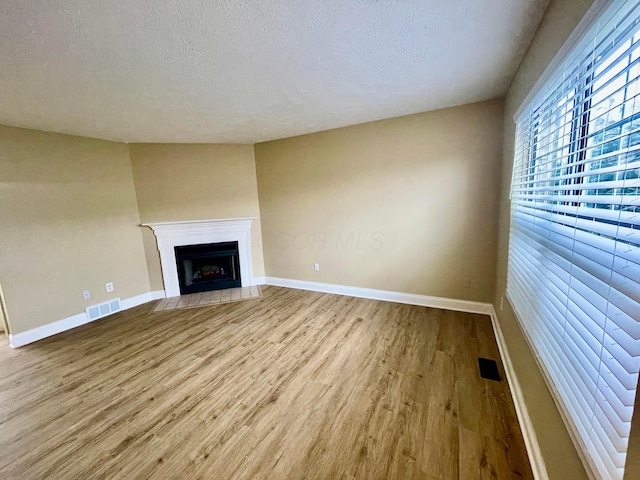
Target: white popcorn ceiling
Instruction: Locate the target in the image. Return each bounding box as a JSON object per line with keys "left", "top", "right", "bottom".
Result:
{"left": 0, "top": 0, "right": 548, "bottom": 144}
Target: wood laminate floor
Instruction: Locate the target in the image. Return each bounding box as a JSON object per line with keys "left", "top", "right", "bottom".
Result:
{"left": 0, "top": 286, "right": 532, "bottom": 480}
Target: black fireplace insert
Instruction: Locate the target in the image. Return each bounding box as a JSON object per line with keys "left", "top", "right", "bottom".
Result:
{"left": 174, "top": 242, "right": 241, "bottom": 294}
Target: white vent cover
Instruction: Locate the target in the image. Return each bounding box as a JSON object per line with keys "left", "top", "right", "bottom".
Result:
{"left": 85, "top": 298, "right": 121, "bottom": 321}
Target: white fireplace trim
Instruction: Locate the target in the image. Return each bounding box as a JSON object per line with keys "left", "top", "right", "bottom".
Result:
{"left": 143, "top": 217, "right": 256, "bottom": 298}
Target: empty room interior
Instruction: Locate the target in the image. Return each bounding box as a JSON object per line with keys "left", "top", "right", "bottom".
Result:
{"left": 1, "top": 0, "right": 639, "bottom": 479}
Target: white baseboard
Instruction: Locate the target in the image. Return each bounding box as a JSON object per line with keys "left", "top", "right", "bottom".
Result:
{"left": 252, "top": 276, "right": 266, "bottom": 286}
{"left": 264, "top": 277, "right": 493, "bottom": 315}
{"left": 9, "top": 289, "right": 166, "bottom": 348}
{"left": 120, "top": 290, "right": 166, "bottom": 310}
{"left": 9, "top": 312, "right": 89, "bottom": 349}
{"left": 489, "top": 306, "right": 548, "bottom": 480}
{"left": 151, "top": 290, "right": 167, "bottom": 300}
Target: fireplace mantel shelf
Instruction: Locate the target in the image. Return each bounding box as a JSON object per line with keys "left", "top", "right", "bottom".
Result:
{"left": 143, "top": 218, "right": 256, "bottom": 297}
{"left": 143, "top": 217, "right": 256, "bottom": 232}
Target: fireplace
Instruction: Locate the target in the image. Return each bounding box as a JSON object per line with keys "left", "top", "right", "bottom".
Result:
{"left": 143, "top": 218, "right": 256, "bottom": 298}
{"left": 175, "top": 242, "right": 241, "bottom": 294}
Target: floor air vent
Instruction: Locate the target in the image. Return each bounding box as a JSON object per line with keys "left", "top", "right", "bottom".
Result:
{"left": 478, "top": 358, "right": 501, "bottom": 381}
{"left": 86, "top": 298, "right": 121, "bottom": 321}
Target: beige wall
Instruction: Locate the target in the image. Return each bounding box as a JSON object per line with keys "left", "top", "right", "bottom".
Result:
{"left": 493, "top": 0, "right": 620, "bottom": 478}
{"left": 0, "top": 125, "right": 150, "bottom": 334}
{"left": 129, "top": 144, "right": 265, "bottom": 290}
{"left": 626, "top": 379, "right": 640, "bottom": 480}
{"left": 255, "top": 99, "right": 503, "bottom": 302}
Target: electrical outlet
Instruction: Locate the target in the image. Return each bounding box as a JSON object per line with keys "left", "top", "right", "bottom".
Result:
{"left": 500, "top": 296, "right": 504, "bottom": 311}
{"left": 82, "top": 290, "right": 91, "bottom": 300}
{"left": 105, "top": 282, "right": 114, "bottom": 293}
{"left": 314, "top": 263, "right": 320, "bottom": 271}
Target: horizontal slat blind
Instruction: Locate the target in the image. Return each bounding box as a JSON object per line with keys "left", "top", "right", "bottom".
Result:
{"left": 507, "top": 1, "right": 640, "bottom": 479}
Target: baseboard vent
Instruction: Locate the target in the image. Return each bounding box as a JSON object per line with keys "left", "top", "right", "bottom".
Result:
{"left": 85, "top": 298, "right": 121, "bottom": 321}
{"left": 478, "top": 357, "right": 502, "bottom": 381}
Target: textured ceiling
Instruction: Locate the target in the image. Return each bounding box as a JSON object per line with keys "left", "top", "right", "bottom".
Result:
{"left": 0, "top": 0, "right": 548, "bottom": 144}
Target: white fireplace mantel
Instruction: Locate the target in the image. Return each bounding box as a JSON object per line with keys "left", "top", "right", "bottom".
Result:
{"left": 143, "top": 217, "right": 256, "bottom": 297}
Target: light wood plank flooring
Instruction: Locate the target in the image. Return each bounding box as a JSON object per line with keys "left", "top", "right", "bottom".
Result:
{"left": 0, "top": 286, "right": 532, "bottom": 479}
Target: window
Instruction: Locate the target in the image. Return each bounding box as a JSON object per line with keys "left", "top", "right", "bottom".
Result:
{"left": 508, "top": 1, "right": 640, "bottom": 479}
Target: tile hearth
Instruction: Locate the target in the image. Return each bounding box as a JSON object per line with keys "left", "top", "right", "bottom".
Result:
{"left": 152, "top": 286, "right": 262, "bottom": 312}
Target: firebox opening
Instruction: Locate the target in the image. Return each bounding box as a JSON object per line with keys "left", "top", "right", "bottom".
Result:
{"left": 174, "top": 241, "right": 241, "bottom": 294}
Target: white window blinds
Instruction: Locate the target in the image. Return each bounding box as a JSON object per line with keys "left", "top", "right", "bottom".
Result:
{"left": 507, "top": 1, "right": 640, "bottom": 479}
